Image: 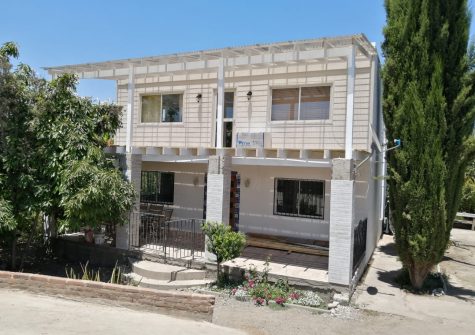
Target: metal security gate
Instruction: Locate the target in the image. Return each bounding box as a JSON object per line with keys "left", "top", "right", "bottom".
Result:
{"left": 129, "top": 212, "right": 205, "bottom": 261}
{"left": 353, "top": 218, "right": 368, "bottom": 273}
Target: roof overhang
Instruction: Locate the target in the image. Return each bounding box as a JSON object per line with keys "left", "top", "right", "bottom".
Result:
{"left": 44, "top": 34, "right": 377, "bottom": 80}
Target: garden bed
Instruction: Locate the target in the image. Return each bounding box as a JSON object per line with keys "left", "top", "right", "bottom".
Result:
{"left": 184, "top": 260, "right": 334, "bottom": 311}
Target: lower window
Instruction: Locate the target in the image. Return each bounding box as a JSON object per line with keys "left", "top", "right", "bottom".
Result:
{"left": 140, "top": 171, "right": 174, "bottom": 204}
{"left": 274, "top": 178, "right": 324, "bottom": 219}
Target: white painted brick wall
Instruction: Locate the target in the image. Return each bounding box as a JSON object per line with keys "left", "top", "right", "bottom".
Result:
{"left": 328, "top": 180, "right": 354, "bottom": 285}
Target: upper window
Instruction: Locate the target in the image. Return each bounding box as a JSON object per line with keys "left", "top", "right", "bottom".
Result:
{"left": 141, "top": 94, "right": 183, "bottom": 123}
{"left": 274, "top": 178, "right": 325, "bottom": 219}
{"left": 224, "top": 92, "right": 234, "bottom": 119}
{"left": 271, "top": 86, "right": 330, "bottom": 121}
{"left": 140, "top": 171, "right": 175, "bottom": 204}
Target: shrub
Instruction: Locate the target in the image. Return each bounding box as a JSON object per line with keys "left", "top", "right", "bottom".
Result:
{"left": 201, "top": 221, "right": 246, "bottom": 281}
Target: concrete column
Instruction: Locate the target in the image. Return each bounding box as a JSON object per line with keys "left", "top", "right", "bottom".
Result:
{"left": 125, "top": 65, "right": 135, "bottom": 153}
{"left": 216, "top": 58, "right": 225, "bottom": 148}
{"left": 344, "top": 46, "right": 355, "bottom": 160}
{"left": 328, "top": 158, "right": 355, "bottom": 286}
{"left": 205, "top": 155, "right": 231, "bottom": 224}
{"left": 116, "top": 153, "right": 142, "bottom": 250}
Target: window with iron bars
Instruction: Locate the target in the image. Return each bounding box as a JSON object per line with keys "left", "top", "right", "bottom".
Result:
{"left": 274, "top": 178, "right": 325, "bottom": 219}
{"left": 140, "top": 171, "right": 174, "bottom": 204}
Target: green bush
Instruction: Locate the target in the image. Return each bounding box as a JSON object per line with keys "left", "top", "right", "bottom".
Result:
{"left": 460, "top": 180, "right": 475, "bottom": 213}
{"left": 201, "top": 221, "right": 246, "bottom": 280}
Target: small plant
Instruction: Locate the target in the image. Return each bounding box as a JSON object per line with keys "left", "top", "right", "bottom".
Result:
{"left": 65, "top": 261, "right": 125, "bottom": 284}
{"left": 288, "top": 290, "right": 325, "bottom": 308}
{"left": 254, "top": 297, "right": 265, "bottom": 306}
{"left": 274, "top": 296, "right": 287, "bottom": 306}
{"left": 65, "top": 261, "right": 101, "bottom": 281}
{"left": 201, "top": 221, "right": 246, "bottom": 283}
{"left": 109, "top": 261, "right": 122, "bottom": 284}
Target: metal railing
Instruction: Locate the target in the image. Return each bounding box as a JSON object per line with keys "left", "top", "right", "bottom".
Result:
{"left": 128, "top": 212, "right": 205, "bottom": 261}
{"left": 353, "top": 218, "right": 367, "bottom": 273}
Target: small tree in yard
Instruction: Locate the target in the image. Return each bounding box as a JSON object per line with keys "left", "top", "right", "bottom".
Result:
{"left": 59, "top": 148, "right": 135, "bottom": 233}
{"left": 383, "top": 0, "right": 475, "bottom": 289}
{"left": 201, "top": 221, "right": 246, "bottom": 281}
{"left": 0, "top": 42, "right": 133, "bottom": 269}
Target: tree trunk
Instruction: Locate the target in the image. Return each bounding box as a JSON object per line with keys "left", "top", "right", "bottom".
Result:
{"left": 216, "top": 261, "right": 221, "bottom": 283}
{"left": 19, "top": 214, "right": 39, "bottom": 270}
{"left": 44, "top": 213, "right": 58, "bottom": 240}
{"left": 10, "top": 233, "right": 18, "bottom": 270}
{"left": 408, "top": 264, "right": 430, "bottom": 290}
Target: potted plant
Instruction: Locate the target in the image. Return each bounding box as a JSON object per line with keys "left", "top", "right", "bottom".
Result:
{"left": 93, "top": 226, "right": 106, "bottom": 245}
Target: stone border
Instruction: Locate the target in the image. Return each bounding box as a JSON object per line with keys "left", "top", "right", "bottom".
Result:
{"left": 0, "top": 271, "right": 214, "bottom": 321}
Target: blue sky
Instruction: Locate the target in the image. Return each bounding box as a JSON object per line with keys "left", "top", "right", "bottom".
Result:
{"left": 1, "top": 0, "right": 474, "bottom": 101}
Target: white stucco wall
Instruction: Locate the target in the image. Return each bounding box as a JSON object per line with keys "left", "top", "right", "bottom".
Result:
{"left": 142, "top": 162, "right": 331, "bottom": 241}
{"left": 234, "top": 165, "right": 331, "bottom": 241}
{"left": 352, "top": 151, "right": 383, "bottom": 285}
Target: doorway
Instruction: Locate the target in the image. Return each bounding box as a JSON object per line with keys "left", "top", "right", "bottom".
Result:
{"left": 215, "top": 92, "right": 234, "bottom": 148}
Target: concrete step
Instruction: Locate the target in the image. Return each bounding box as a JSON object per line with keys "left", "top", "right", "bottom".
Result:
{"left": 129, "top": 258, "right": 207, "bottom": 281}
{"left": 126, "top": 273, "right": 214, "bottom": 290}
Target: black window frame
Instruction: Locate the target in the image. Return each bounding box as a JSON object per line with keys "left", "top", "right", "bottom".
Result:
{"left": 273, "top": 178, "right": 325, "bottom": 219}
{"left": 140, "top": 171, "right": 175, "bottom": 204}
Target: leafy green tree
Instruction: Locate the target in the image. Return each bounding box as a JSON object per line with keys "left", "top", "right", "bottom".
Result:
{"left": 59, "top": 148, "right": 135, "bottom": 232}
{"left": 201, "top": 221, "right": 246, "bottom": 281}
{"left": 0, "top": 42, "right": 134, "bottom": 269}
{"left": 0, "top": 42, "right": 44, "bottom": 268}
{"left": 383, "top": 0, "right": 475, "bottom": 288}
{"left": 32, "top": 73, "right": 123, "bottom": 236}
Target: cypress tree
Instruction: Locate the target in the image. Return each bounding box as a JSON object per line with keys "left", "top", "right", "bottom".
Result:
{"left": 383, "top": 0, "right": 475, "bottom": 289}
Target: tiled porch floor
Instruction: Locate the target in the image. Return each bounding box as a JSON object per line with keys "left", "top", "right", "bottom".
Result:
{"left": 223, "top": 246, "right": 329, "bottom": 287}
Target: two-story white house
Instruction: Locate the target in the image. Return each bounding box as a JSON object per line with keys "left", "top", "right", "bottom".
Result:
{"left": 45, "top": 34, "right": 385, "bottom": 289}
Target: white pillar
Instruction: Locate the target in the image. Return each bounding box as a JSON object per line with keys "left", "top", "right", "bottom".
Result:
{"left": 126, "top": 65, "right": 135, "bottom": 153}
{"left": 116, "top": 153, "right": 142, "bottom": 249}
{"left": 328, "top": 158, "right": 355, "bottom": 286}
{"left": 205, "top": 155, "right": 231, "bottom": 224}
{"left": 344, "top": 46, "right": 355, "bottom": 160}
{"left": 216, "top": 58, "right": 225, "bottom": 148}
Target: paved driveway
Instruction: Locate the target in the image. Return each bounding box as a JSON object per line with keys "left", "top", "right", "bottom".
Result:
{"left": 0, "top": 289, "right": 244, "bottom": 335}
{"left": 354, "top": 229, "right": 475, "bottom": 334}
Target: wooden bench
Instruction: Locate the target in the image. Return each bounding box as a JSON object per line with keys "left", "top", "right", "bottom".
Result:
{"left": 455, "top": 212, "right": 475, "bottom": 230}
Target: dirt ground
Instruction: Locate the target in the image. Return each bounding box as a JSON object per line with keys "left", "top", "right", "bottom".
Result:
{"left": 214, "top": 229, "right": 475, "bottom": 335}
{"left": 212, "top": 295, "right": 471, "bottom": 335}
{"left": 440, "top": 228, "right": 475, "bottom": 302}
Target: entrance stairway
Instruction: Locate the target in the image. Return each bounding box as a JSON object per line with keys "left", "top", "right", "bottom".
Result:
{"left": 126, "top": 259, "right": 214, "bottom": 290}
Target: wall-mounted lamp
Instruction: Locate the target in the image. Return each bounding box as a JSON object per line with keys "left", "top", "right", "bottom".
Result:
{"left": 196, "top": 93, "right": 202, "bottom": 103}
{"left": 246, "top": 91, "right": 253, "bottom": 101}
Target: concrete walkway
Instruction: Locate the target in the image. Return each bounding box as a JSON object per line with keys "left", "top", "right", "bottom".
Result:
{"left": 0, "top": 289, "right": 245, "bottom": 335}
{"left": 354, "top": 230, "right": 475, "bottom": 333}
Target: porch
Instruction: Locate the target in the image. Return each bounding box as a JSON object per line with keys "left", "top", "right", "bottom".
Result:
{"left": 115, "top": 150, "right": 376, "bottom": 289}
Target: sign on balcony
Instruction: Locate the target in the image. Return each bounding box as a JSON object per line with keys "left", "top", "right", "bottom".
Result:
{"left": 236, "top": 132, "right": 266, "bottom": 148}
